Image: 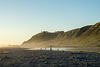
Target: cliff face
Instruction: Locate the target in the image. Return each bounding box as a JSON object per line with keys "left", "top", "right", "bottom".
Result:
{"left": 21, "top": 22, "right": 100, "bottom": 47}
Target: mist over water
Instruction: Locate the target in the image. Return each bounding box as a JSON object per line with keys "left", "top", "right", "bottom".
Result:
{"left": 26, "top": 47, "right": 74, "bottom": 51}
{"left": 23, "top": 47, "right": 100, "bottom": 52}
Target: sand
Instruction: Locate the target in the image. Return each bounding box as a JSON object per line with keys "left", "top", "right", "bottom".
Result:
{"left": 0, "top": 48, "right": 100, "bottom": 67}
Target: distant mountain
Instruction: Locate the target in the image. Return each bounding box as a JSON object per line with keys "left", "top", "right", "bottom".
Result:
{"left": 21, "top": 22, "right": 100, "bottom": 47}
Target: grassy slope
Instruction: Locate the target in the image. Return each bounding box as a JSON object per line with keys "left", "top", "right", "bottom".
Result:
{"left": 21, "top": 22, "right": 100, "bottom": 47}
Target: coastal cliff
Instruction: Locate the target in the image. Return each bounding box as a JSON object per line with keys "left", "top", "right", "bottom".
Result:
{"left": 21, "top": 22, "right": 100, "bottom": 47}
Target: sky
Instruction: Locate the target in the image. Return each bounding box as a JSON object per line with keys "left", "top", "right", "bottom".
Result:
{"left": 0, "top": 0, "right": 100, "bottom": 45}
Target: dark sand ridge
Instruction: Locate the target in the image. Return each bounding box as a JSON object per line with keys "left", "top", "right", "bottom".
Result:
{"left": 0, "top": 48, "right": 100, "bottom": 67}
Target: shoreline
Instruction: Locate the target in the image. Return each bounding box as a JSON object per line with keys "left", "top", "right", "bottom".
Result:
{"left": 0, "top": 46, "right": 100, "bottom": 52}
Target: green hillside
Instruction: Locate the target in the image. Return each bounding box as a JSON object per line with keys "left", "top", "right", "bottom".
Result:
{"left": 21, "top": 22, "right": 100, "bottom": 47}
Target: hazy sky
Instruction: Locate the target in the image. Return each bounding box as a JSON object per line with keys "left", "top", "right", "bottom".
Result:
{"left": 0, "top": 0, "right": 100, "bottom": 45}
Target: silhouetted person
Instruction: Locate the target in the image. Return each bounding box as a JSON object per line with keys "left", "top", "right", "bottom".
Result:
{"left": 50, "top": 45, "right": 52, "bottom": 51}
{"left": 45, "top": 48, "right": 46, "bottom": 50}
{"left": 40, "top": 48, "right": 42, "bottom": 50}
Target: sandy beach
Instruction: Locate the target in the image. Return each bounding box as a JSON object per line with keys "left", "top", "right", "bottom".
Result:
{"left": 0, "top": 48, "right": 100, "bottom": 67}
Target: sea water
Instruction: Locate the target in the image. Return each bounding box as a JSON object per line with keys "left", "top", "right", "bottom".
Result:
{"left": 26, "top": 47, "right": 74, "bottom": 51}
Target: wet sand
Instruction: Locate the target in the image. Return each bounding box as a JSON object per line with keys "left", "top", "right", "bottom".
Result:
{"left": 0, "top": 48, "right": 100, "bottom": 67}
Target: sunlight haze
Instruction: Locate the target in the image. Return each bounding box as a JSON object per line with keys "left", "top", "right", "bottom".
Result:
{"left": 0, "top": 0, "right": 100, "bottom": 45}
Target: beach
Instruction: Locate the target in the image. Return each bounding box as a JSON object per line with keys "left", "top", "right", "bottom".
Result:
{"left": 0, "top": 48, "right": 100, "bottom": 67}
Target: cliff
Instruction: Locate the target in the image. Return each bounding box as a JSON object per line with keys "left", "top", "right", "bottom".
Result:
{"left": 21, "top": 22, "right": 100, "bottom": 47}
